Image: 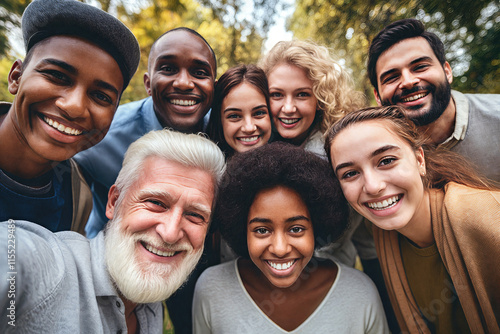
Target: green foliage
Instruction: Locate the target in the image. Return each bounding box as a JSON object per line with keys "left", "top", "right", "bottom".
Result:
{"left": 289, "top": 0, "right": 499, "bottom": 100}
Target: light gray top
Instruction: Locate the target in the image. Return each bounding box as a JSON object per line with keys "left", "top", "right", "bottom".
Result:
{"left": 0, "top": 220, "right": 162, "bottom": 333}
{"left": 444, "top": 90, "right": 500, "bottom": 182}
{"left": 193, "top": 259, "right": 388, "bottom": 333}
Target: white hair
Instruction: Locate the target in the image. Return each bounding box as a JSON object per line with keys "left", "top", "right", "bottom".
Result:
{"left": 114, "top": 129, "right": 225, "bottom": 206}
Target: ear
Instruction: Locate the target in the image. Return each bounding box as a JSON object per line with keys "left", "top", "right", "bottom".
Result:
{"left": 8, "top": 60, "right": 23, "bottom": 95}
{"left": 143, "top": 72, "right": 152, "bottom": 96}
{"left": 415, "top": 147, "right": 426, "bottom": 176}
{"left": 373, "top": 88, "right": 382, "bottom": 106}
{"left": 443, "top": 61, "right": 453, "bottom": 84}
{"left": 105, "top": 185, "right": 120, "bottom": 220}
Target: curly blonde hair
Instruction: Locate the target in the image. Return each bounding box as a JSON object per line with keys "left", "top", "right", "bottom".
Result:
{"left": 259, "top": 40, "right": 365, "bottom": 131}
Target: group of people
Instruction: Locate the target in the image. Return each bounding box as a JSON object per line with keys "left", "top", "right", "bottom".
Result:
{"left": 0, "top": 0, "right": 498, "bottom": 333}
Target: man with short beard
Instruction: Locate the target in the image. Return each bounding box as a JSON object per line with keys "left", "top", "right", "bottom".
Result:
{"left": 0, "top": 129, "right": 225, "bottom": 334}
{"left": 368, "top": 18, "right": 500, "bottom": 182}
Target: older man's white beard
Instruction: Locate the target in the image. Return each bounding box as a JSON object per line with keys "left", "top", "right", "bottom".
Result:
{"left": 104, "top": 216, "right": 203, "bottom": 304}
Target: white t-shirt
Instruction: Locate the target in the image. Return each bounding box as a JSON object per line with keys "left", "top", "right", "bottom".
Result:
{"left": 193, "top": 259, "right": 388, "bottom": 333}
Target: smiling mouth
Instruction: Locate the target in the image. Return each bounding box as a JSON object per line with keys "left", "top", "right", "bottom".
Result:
{"left": 142, "top": 242, "right": 177, "bottom": 257}
{"left": 42, "top": 115, "right": 83, "bottom": 136}
{"left": 401, "top": 92, "right": 428, "bottom": 103}
{"left": 366, "top": 195, "right": 401, "bottom": 210}
{"left": 279, "top": 118, "right": 300, "bottom": 125}
{"left": 169, "top": 99, "right": 199, "bottom": 106}
{"left": 238, "top": 135, "right": 260, "bottom": 142}
{"left": 267, "top": 260, "right": 296, "bottom": 270}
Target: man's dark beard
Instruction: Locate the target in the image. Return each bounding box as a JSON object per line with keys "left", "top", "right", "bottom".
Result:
{"left": 382, "top": 80, "right": 452, "bottom": 126}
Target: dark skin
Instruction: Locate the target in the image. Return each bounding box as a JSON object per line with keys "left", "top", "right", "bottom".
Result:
{"left": 238, "top": 258, "right": 338, "bottom": 331}
{"left": 123, "top": 298, "right": 138, "bottom": 334}
{"left": 0, "top": 36, "right": 122, "bottom": 180}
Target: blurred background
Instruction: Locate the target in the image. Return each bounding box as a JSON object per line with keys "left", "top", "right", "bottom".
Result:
{"left": 1, "top": 0, "right": 498, "bottom": 104}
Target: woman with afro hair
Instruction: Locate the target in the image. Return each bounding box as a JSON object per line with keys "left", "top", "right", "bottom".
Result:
{"left": 193, "top": 142, "right": 388, "bottom": 333}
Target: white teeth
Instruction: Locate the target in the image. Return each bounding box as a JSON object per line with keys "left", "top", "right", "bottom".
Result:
{"left": 402, "top": 93, "right": 427, "bottom": 102}
{"left": 44, "top": 116, "right": 82, "bottom": 135}
{"left": 280, "top": 118, "right": 300, "bottom": 124}
{"left": 170, "top": 99, "right": 197, "bottom": 106}
{"left": 145, "top": 243, "right": 175, "bottom": 257}
{"left": 268, "top": 260, "right": 294, "bottom": 270}
{"left": 367, "top": 195, "right": 400, "bottom": 210}
{"left": 238, "top": 136, "right": 258, "bottom": 142}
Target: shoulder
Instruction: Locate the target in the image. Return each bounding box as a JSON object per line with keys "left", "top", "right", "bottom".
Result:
{"left": 443, "top": 183, "right": 500, "bottom": 218}
{"left": 196, "top": 260, "right": 237, "bottom": 291}
{"left": 0, "top": 221, "right": 88, "bottom": 310}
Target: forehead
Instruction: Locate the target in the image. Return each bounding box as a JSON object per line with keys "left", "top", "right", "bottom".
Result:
{"left": 131, "top": 156, "right": 215, "bottom": 205}
{"left": 269, "top": 63, "right": 309, "bottom": 82}
{"left": 376, "top": 37, "right": 438, "bottom": 75}
{"left": 224, "top": 82, "right": 265, "bottom": 102}
{"left": 331, "top": 120, "right": 409, "bottom": 158}
{"left": 28, "top": 35, "right": 123, "bottom": 88}
{"left": 151, "top": 31, "right": 215, "bottom": 71}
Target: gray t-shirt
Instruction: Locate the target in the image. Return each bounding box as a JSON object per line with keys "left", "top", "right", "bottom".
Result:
{"left": 193, "top": 259, "right": 388, "bottom": 333}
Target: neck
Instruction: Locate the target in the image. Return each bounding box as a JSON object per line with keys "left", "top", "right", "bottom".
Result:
{"left": 0, "top": 110, "right": 55, "bottom": 179}
{"left": 122, "top": 296, "right": 138, "bottom": 334}
{"left": 418, "top": 97, "right": 456, "bottom": 145}
{"left": 397, "top": 190, "right": 433, "bottom": 248}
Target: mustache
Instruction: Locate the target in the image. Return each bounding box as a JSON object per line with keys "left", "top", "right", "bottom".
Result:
{"left": 389, "top": 85, "right": 435, "bottom": 105}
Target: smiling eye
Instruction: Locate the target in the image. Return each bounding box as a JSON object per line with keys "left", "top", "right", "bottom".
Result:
{"left": 193, "top": 69, "right": 210, "bottom": 77}
{"left": 289, "top": 226, "right": 304, "bottom": 233}
{"left": 93, "top": 91, "right": 113, "bottom": 105}
{"left": 379, "top": 157, "right": 396, "bottom": 166}
{"left": 341, "top": 170, "right": 358, "bottom": 180}
{"left": 41, "top": 69, "right": 70, "bottom": 84}
{"left": 146, "top": 199, "right": 165, "bottom": 208}
{"left": 254, "top": 109, "right": 268, "bottom": 117}
{"left": 270, "top": 92, "right": 282, "bottom": 99}
{"left": 226, "top": 113, "right": 241, "bottom": 120}
{"left": 254, "top": 227, "right": 269, "bottom": 235}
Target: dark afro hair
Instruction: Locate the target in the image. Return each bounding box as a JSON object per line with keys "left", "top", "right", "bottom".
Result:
{"left": 214, "top": 142, "right": 349, "bottom": 258}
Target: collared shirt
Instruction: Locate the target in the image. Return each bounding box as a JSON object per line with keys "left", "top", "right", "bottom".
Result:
{"left": 74, "top": 97, "right": 162, "bottom": 237}
{"left": 0, "top": 220, "right": 162, "bottom": 333}
{"left": 442, "top": 90, "right": 500, "bottom": 182}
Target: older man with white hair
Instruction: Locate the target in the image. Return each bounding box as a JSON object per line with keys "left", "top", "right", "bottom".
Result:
{"left": 0, "top": 129, "right": 225, "bottom": 333}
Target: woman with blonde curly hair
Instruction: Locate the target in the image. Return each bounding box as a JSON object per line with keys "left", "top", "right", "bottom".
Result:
{"left": 259, "top": 40, "right": 364, "bottom": 158}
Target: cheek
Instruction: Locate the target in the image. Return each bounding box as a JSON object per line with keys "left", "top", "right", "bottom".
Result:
{"left": 258, "top": 117, "right": 272, "bottom": 133}
{"left": 222, "top": 121, "right": 237, "bottom": 139}
{"left": 339, "top": 183, "right": 358, "bottom": 206}
{"left": 186, "top": 224, "right": 208, "bottom": 251}
{"left": 269, "top": 101, "right": 281, "bottom": 117}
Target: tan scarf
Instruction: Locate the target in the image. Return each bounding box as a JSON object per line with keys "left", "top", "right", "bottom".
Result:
{"left": 374, "top": 183, "right": 500, "bottom": 333}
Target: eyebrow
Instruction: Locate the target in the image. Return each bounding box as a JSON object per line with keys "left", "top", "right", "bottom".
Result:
{"left": 248, "top": 215, "right": 310, "bottom": 225}
{"left": 156, "top": 55, "right": 212, "bottom": 70}
{"left": 334, "top": 144, "right": 400, "bottom": 174}
{"left": 42, "top": 58, "right": 120, "bottom": 96}
{"left": 138, "top": 189, "right": 212, "bottom": 219}
{"left": 223, "top": 104, "right": 268, "bottom": 114}
{"left": 379, "top": 56, "right": 434, "bottom": 82}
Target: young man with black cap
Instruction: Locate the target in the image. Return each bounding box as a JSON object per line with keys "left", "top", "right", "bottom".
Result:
{"left": 0, "top": 0, "right": 140, "bottom": 233}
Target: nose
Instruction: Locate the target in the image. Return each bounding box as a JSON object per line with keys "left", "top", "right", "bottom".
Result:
{"left": 269, "top": 232, "right": 292, "bottom": 257}
{"left": 281, "top": 96, "right": 296, "bottom": 114}
{"left": 172, "top": 69, "right": 195, "bottom": 91}
{"left": 155, "top": 208, "right": 185, "bottom": 244}
{"left": 399, "top": 69, "right": 419, "bottom": 90}
{"left": 241, "top": 116, "right": 257, "bottom": 133}
{"left": 362, "top": 170, "right": 386, "bottom": 195}
{"left": 56, "top": 86, "right": 87, "bottom": 119}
